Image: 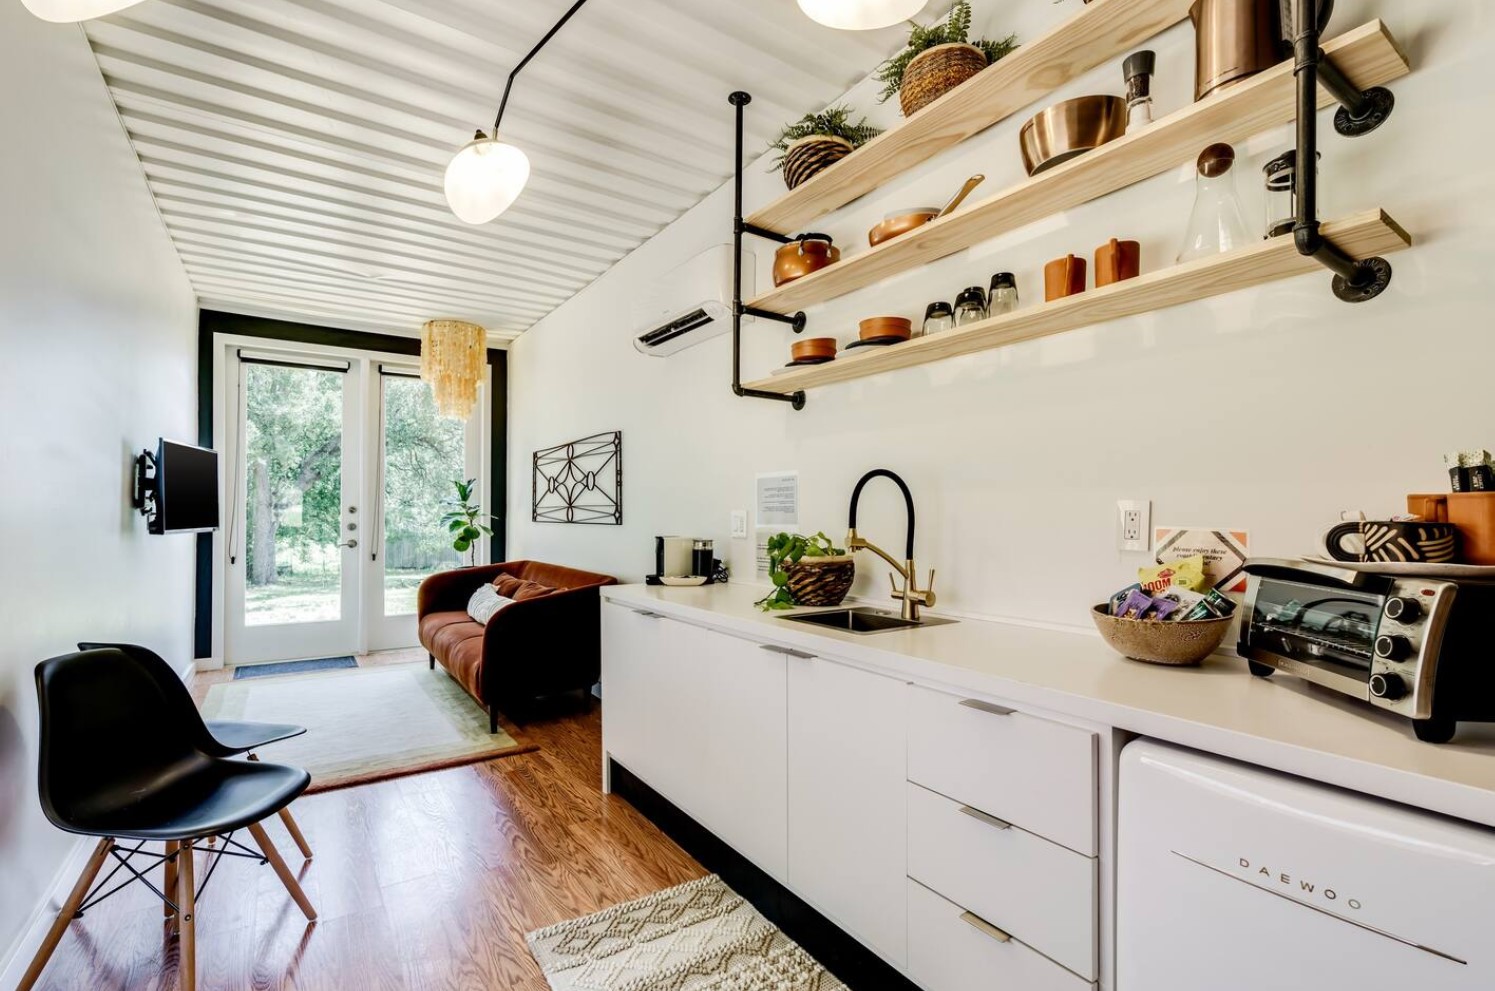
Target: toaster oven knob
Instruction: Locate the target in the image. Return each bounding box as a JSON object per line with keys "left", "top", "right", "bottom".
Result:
{"left": 1370, "top": 672, "right": 1408, "bottom": 701}
{"left": 1374, "top": 634, "right": 1413, "bottom": 661}
{"left": 1384, "top": 597, "right": 1422, "bottom": 622}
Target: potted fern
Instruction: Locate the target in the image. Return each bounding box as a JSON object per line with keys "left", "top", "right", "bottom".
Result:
{"left": 770, "top": 105, "right": 882, "bottom": 191}
{"left": 876, "top": 1, "right": 1019, "bottom": 117}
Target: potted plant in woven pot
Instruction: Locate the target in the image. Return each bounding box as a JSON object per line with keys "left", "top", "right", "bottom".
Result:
{"left": 770, "top": 105, "right": 882, "bottom": 191}
{"left": 876, "top": 1, "right": 1019, "bottom": 117}
{"left": 756, "top": 532, "right": 856, "bottom": 611}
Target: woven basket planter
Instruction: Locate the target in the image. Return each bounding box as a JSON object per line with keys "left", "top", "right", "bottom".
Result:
{"left": 782, "top": 135, "right": 854, "bottom": 190}
{"left": 784, "top": 555, "right": 856, "bottom": 608}
{"left": 899, "top": 43, "right": 989, "bottom": 117}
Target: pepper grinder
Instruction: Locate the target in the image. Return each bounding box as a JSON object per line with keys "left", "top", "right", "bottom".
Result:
{"left": 1123, "top": 50, "right": 1156, "bottom": 130}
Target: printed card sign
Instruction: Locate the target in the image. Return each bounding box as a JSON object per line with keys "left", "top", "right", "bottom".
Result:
{"left": 1155, "top": 527, "right": 1251, "bottom": 593}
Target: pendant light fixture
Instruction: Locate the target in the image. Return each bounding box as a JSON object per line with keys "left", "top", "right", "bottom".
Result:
{"left": 444, "top": 0, "right": 592, "bottom": 225}
{"left": 421, "top": 320, "right": 487, "bottom": 419}
{"left": 21, "top": 0, "right": 146, "bottom": 21}
{"left": 797, "top": 0, "right": 926, "bottom": 31}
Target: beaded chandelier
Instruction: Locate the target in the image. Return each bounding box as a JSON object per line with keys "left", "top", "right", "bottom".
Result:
{"left": 420, "top": 320, "right": 485, "bottom": 419}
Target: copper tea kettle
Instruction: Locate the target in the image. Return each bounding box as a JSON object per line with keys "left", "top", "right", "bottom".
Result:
{"left": 1191, "top": 0, "right": 1334, "bottom": 101}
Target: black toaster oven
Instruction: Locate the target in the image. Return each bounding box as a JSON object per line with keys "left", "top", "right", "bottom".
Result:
{"left": 1239, "top": 559, "right": 1495, "bottom": 743}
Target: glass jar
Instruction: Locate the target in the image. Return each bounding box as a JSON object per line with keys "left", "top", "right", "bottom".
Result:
{"left": 1263, "top": 149, "right": 1321, "bottom": 239}
{"left": 988, "top": 272, "right": 1019, "bottom": 316}
{"left": 953, "top": 286, "right": 988, "bottom": 327}
{"left": 1177, "top": 143, "right": 1250, "bottom": 264}
{"left": 922, "top": 301, "right": 953, "bottom": 336}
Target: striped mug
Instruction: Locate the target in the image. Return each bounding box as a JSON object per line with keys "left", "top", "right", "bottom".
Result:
{"left": 1323, "top": 520, "right": 1460, "bottom": 564}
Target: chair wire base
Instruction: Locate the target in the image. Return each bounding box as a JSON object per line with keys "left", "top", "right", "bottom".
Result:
{"left": 74, "top": 832, "right": 268, "bottom": 919}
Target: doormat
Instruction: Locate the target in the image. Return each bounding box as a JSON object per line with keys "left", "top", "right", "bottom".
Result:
{"left": 203, "top": 662, "right": 534, "bottom": 793}
{"left": 233, "top": 655, "right": 358, "bottom": 680}
{"left": 527, "top": 875, "right": 846, "bottom": 991}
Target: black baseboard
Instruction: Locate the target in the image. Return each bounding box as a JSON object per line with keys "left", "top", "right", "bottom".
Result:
{"left": 609, "top": 759, "right": 921, "bottom": 991}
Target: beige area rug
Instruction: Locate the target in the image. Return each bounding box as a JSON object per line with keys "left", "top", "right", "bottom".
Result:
{"left": 527, "top": 875, "right": 847, "bottom": 991}
{"left": 201, "top": 662, "right": 533, "bottom": 793}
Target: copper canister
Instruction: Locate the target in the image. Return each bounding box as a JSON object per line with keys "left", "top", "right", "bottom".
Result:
{"left": 1190, "top": 0, "right": 1287, "bottom": 101}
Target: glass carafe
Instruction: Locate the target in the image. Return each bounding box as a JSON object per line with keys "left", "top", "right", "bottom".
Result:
{"left": 1177, "top": 143, "right": 1250, "bottom": 264}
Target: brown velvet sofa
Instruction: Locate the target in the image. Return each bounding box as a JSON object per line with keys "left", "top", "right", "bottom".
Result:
{"left": 417, "top": 560, "right": 616, "bottom": 731}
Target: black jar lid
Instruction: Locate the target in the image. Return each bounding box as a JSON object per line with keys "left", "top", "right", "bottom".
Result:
{"left": 924, "top": 301, "right": 953, "bottom": 320}
{"left": 1123, "top": 50, "right": 1156, "bottom": 83}
{"left": 989, "top": 272, "right": 1016, "bottom": 291}
{"left": 956, "top": 286, "right": 987, "bottom": 307}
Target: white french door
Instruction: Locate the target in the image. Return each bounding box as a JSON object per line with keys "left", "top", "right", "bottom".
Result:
{"left": 219, "top": 342, "right": 486, "bottom": 665}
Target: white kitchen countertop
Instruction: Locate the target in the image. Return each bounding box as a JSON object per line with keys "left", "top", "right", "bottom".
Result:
{"left": 601, "top": 582, "right": 1495, "bottom": 830}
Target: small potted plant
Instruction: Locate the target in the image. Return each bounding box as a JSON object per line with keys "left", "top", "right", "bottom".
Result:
{"left": 440, "top": 478, "right": 495, "bottom": 567}
{"left": 770, "top": 105, "right": 883, "bottom": 191}
{"left": 756, "top": 532, "right": 856, "bottom": 611}
{"left": 876, "top": 1, "right": 1019, "bottom": 117}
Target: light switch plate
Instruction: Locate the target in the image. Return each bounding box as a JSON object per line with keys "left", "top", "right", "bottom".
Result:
{"left": 1118, "top": 499, "right": 1151, "bottom": 552}
{"left": 730, "top": 510, "right": 748, "bottom": 539}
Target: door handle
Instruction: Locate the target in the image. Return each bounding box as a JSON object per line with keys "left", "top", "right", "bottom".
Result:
{"left": 338, "top": 539, "right": 359, "bottom": 549}
{"left": 632, "top": 609, "right": 662, "bottom": 618}
{"left": 759, "top": 644, "right": 815, "bottom": 659}
{"left": 959, "top": 698, "right": 1016, "bottom": 717}
{"left": 958, "top": 805, "right": 1012, "bottom": 830}
{"left": 959, "top": 911, "right": 1012, "bottom": 944}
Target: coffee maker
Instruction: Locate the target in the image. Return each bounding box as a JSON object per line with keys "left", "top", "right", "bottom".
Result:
{"left": 654, "top": 536, "right": 714, "bottom": 579}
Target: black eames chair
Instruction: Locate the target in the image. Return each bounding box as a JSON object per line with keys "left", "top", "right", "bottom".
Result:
{"left": 21, "top": 649, "right": 317, "bottom": 991}
{"left": 78, "top": 640, "right": 314, "bottom": 859}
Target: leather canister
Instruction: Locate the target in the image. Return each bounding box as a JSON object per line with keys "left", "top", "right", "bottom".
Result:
{"left": 1095, "top": 238, "right": 1142, "bottom": 287}
{"left": 773, "top": 234, "right": 840, "bottom": 287}
{"left": 1044, "top": 254, "right": 1088, "bottom": 301}
{"left": 1449, "top": 493, "right": 1495, "bottom": 565}
{"left": 1190, "top": 0, "right": 1287, "bottom": 101}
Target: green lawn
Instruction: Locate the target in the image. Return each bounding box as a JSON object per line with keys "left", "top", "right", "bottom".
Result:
{"left": 246, "top": 569, "right": 441, "bottom": 626}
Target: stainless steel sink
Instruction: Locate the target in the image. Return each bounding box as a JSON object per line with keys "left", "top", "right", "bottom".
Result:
{"left": 780, "top": 607, "right": 956, "bottom": 635}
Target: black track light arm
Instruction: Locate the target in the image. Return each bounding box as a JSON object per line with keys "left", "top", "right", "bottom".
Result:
{"left": 489, "top": 0, "right": 593, "bottom": 136}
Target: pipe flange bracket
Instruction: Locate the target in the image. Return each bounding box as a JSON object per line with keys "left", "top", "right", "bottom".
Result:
{"left": 1332, "top": 256, "right": 1393, "bottom": 303}
{"left": 1334, "top": 86, "right": 1395, "bottom": 138}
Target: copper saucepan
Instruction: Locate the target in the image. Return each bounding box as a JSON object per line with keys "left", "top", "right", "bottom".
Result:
{"left": 868, "top": 174, "right": 985, "bottom": 247}
{"left": 772, "top": 233, "right": 841, "bottom": 287}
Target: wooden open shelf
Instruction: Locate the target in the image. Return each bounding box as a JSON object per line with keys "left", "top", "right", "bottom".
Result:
{"left": 743, "top": 210, "right": 1411, "bottom": 395}
{"left": 747, "top": 21, "right": 1409, "bottom": 317}
{"left": 748, "top": 0, "right": 1196, "bottom": 235}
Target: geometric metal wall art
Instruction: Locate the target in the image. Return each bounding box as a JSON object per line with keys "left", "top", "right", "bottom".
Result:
{"left": 532, "top": 430, "right": 623, "bottom": 524}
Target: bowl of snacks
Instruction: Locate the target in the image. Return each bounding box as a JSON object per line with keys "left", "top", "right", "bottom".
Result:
{"left": 1092, "top": 556, "right": 1237, "bottom": 666}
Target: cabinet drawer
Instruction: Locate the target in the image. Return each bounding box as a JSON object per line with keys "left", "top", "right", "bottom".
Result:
{"left": 907, "top": 685, "right": 1097, "bottom": 855}
{"left": 908, "top": 783, "right": 1097, "bottom": 980}
{"left": 907, "top": 879, "right": 1095, "bottom": 991}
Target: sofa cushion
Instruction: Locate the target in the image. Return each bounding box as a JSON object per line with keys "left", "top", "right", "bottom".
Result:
{"left": 494, "top": 575, "right": 555, "bottom": 601}
{"left": 467, "top": 584, "right": 514, "bottom": 625}
{"left": 418, "top": 610, "right": 472, "bottom": 649}
{"left": 444, "top": 634, "right": 486, "bottom": 700}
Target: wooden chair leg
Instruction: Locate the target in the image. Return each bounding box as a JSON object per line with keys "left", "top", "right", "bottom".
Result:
{"left": 247, "top": 821, "right": 317, "bottom": 921}
{"left": 16, "top": 838, "right": 113, "bottom": 991}
{"left": 247, "top": 754, "right": 313, "bottom": 859}
{"left": 163, "top": 841, "right": 179, "bottom": 919}
{"left": 176, "top": 840, "right": 196, "bottom": 991}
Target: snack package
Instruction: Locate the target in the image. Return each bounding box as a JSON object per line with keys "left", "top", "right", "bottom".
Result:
{"left": 1182, "top": 588, "right": 1238, "bottom": 622}
{"left": 1118, "top": 588, "right": 1154, "bottom": 620}
{"left": 1138, "top": 555, "right": 1207, "bottom": 594}
{"left": 1109, "top": 583, "right": 1143, "bottom": 616}
{"left": 1147, "top": 596, "right": 1183, "bottom": 621}
{"left": 1153, "top": 587, "right": 1206, "bottom": 621}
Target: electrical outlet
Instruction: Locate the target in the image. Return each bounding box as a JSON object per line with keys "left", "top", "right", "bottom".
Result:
{"left": 730, "top": 510, "right": 748, "bottom": 539}
{"left": 1117, "top": 499, "right": 1151, "bottom": 552}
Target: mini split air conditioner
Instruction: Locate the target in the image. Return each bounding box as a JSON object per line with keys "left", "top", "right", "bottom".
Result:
{"left": 633, "top": 244, "right": 753, "bottom": 356}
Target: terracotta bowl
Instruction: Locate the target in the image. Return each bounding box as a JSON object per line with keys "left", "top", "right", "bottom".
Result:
{"left": 790, "top": 337, "right": 838, "bottom": 362}
{"left": 868, "top": 208, "right": 938, "bottom": 247}
{"left": 858, "top": 316, "right": 913, "bottom": 341}
{"left": 1090, "top": 604, "right": 1233, "bottom": 667}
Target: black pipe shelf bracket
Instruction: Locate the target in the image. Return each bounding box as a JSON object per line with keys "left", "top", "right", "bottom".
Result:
{"left": 1293, "top": 1, "right": 1397, "bottom": 302}
{"left": 730, "top": 91, "right": 807, "bottom": 412}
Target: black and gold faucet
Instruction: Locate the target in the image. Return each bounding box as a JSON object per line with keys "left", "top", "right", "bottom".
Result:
{"left": 846, "top": 469, "right": 936, "bottom": 623}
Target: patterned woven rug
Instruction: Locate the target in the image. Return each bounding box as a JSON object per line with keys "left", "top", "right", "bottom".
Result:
{"left": 527, "top": 875, "right": 846, "bottom": 991}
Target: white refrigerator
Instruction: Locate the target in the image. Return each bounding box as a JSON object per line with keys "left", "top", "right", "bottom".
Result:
{"left": 1118, "top": 739, "right": 1495, "bottom": 990}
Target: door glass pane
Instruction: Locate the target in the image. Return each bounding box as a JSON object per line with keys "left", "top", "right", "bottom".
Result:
{"left": 382, "top": 375, "right": 467, "bottom": 616}
{"left": 243, "top": 364, "right": 345, "bottom": 626}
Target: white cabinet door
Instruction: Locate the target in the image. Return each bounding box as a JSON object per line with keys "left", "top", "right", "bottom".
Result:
{"left": 788, "top": 654, "right": 908, "bottom": 968}
{"left": 600, "top": 602, "right": 789, "bottom": 882}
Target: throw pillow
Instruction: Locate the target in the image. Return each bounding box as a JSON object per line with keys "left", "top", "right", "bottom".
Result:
{"left": 467, "top": 583, "right": 514, "bottom": 626}
{"left": 494, "top": 575, "right": 556, "bottom": 601}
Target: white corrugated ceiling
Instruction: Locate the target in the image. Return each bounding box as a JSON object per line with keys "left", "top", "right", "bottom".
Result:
{"left": 80, "top": 0, "right": 903, "bottom": 342}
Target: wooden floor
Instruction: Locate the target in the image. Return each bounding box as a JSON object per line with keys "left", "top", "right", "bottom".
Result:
{"left": 32, "top": 650, "right": 706, "bottom": 990}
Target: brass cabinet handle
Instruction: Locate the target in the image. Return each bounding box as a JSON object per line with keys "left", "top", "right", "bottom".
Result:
{"left": 959, "top": 698, "right": 1016, "bottom": 717}
{"left": 958, "top": 805, "right": 1012, "bottom": 830}
{"left": 959, "top": 910, "right": 1012, "bottom": 944}
{"left": 759, "top": 644, "right": 815, "bottom": 660}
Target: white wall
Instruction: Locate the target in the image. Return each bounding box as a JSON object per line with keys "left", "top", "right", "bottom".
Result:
{"left": 0, "top": 5, "right": 198, "bottom": 969}
{"left": 509, "top": 0, "right": 1493, "bottom": 628}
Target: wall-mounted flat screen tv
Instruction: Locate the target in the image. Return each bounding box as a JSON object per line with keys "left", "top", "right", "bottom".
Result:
{"left": 153, "top": 439, "right": 220, "bottom": 534}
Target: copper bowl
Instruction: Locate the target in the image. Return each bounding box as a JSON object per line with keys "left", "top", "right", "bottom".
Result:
{"left": 790, "top": 337, "right": 838, "bottom": 362}
{"left": 858, "top": 316, "right": 913, "bottom": 341}
{"left": 868, "top": 208, "right": 939, "bottom": 248}
{"left": 1019, "top": 96, "right": 1128, "bottom": 176}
